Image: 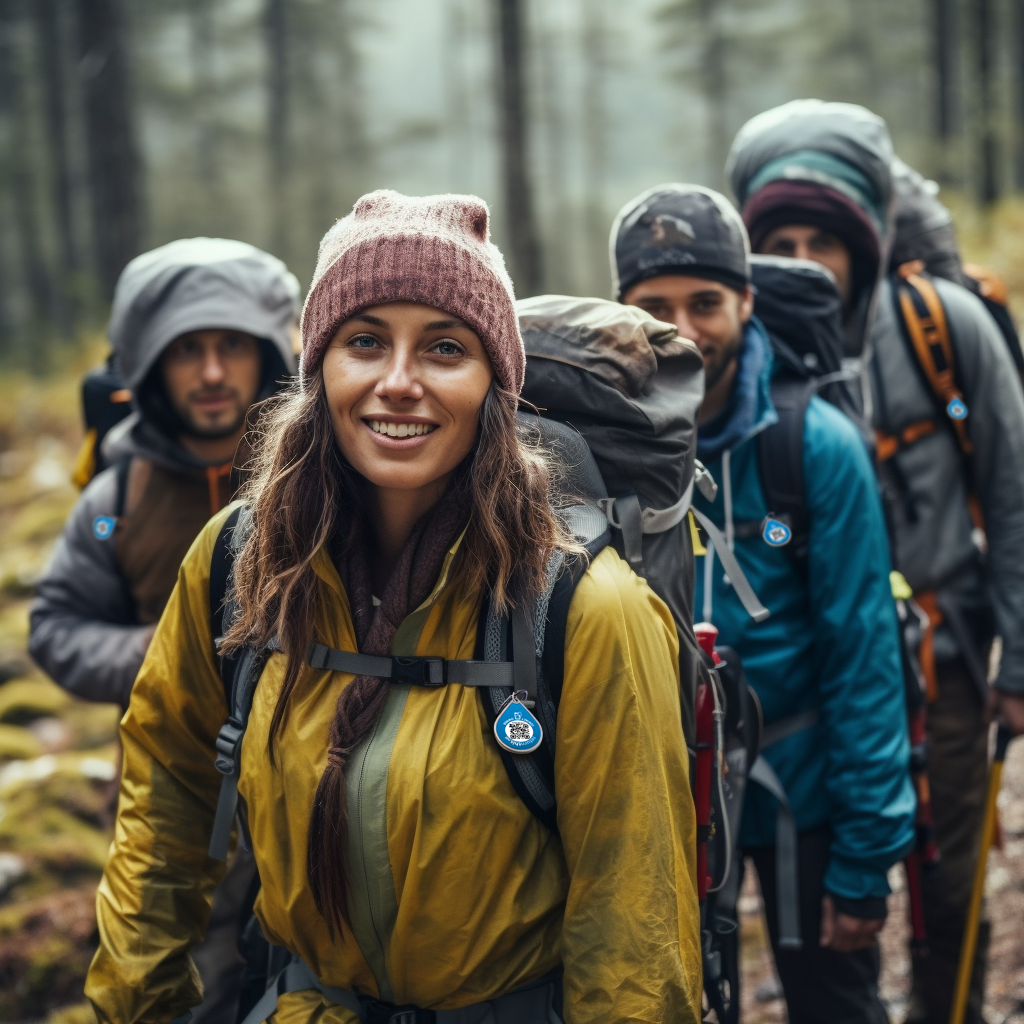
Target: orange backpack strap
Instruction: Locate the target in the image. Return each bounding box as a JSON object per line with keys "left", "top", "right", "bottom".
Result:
{"left": 895, "top": 267, "right": 973, "bottom": 458}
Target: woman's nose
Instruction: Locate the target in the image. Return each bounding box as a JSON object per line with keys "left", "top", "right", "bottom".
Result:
{"left": 376, "top": 350, "right": 424, "bottom": 400}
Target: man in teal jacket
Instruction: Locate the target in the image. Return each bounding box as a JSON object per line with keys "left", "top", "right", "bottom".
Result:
{"left": 612, "top": 183, "right": 915, "bottom": 1024}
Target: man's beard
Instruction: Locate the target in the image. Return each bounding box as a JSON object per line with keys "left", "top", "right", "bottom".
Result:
{"left": 702, "top": 328, "right": 745, "bottom": 394}
{"left": 176, "top": 389, "right": 246, "bottom": 440}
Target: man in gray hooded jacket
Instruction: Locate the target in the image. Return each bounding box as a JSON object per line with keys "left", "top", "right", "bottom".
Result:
{"left": 29, "top": 237, "right": 299, "bottom": 1023}
{"left": 729, "top": 99, "right": 1024, "bottom": 1024}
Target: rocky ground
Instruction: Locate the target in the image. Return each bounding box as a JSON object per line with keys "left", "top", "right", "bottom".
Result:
{"left": 0, "top": 349, "right": 1022, "bottom": 1021}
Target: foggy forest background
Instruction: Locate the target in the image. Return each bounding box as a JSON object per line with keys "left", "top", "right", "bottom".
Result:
{"left": 0, "top": 0, "right": 1021, "bottom": 372}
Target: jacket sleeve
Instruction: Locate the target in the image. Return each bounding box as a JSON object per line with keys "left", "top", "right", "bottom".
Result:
{"left": 804, "top": 399, "right": 916, "bottom": 901}
{"left": 85, "top": 511, "right": 232, "bottom": 1024}
{"left": 28, "top": 466, "right": 151, "bottom": 706}
{"left": 556, "top": 549, "right": 702, "bottom": 1024}
{"left": 939, "top": 279, "right": 1024, "bottom": 695}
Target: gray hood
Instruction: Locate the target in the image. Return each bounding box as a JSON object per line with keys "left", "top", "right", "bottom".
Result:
{"left": 727, "top": 99, "right": 893, "bottom": 213}
{"left": 889, "top": 157, "right": 966, "bottom": 285}
{"left": 726, "top": 99, "right": 895, "bottom": 358}
{"left": 109, "top": 237, "right": 300, "bottom": 390}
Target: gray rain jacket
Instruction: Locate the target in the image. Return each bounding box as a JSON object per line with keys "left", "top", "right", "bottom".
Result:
{"left": 730, "top": 102, "right": 1024, "bottom": 696}
{"left": 30, "top": 238, "right": 299, "bottom": 705}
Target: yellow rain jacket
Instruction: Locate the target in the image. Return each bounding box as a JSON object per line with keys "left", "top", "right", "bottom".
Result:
{"left": 86, "top": 507, "right": 702, "bottom": 1024}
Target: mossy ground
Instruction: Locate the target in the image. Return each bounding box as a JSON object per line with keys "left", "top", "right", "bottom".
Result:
{"left": 0, "top": 336, "right": 117, "bottom": 1023}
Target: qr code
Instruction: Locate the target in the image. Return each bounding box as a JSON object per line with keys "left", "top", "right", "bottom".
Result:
{"left": 505, "top": 720, "right": 534, "bottom": 742}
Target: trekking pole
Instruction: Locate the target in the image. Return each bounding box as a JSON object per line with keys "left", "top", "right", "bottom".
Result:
{"left": 948, "top": 723, "right": 1013, "bottom": 1024}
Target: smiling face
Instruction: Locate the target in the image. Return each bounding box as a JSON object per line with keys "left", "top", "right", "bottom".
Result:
{"left": 623, "top": 275, "right": 752, "bottom": 389}
{"left": 322, "top": 302, "right": 494, "bottom": 506}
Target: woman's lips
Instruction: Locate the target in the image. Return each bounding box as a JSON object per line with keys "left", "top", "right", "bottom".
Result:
{"left": 362, "top": 418, "right": 438, "bottom": 449}
{"left": 367, "top": 419, "right": 438, "bottom": 438}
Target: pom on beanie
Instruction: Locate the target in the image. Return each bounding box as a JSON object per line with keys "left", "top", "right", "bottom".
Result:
{"left": 300, "top": 190, "right": 525, "bottom": 394}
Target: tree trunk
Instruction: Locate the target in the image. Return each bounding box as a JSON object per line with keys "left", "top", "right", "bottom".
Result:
{"left": 32, "top": 0, "right": 77, "bottom": 337}
{"left": 536, "top": 3, "right": 570, "bottom": 292}
{"left": 76, "top": 0, "right": 143, "bottom": 302}
{"left": 581, "top": 0, "right": 610, "bottom": 297}
{"left": 264, "top": 0, "right": 289, "bottom": 262}
{"left": 0, "top": 0, "right": 53, "bottom": 371}
{"left": 1014, "top": 0, "right": 1024, "bottom": 188}
{"left": 698, "top": 0, "right": 728, "bottom": 191}
{"left": 932, "top": 0, "right": 955, "bottom": 142}
{"left": 494, "top": 0, "right": 542, "bottom": 297}
{"left": 972, "top": 0, "right": 999, "bottom": 205}
{"left": 189, "top": 0, "right": 223, "bottom": 228}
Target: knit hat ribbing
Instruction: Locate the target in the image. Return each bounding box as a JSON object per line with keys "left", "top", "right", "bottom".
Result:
{"left": 300, "top": 190, "right": 524, "bottom": 393}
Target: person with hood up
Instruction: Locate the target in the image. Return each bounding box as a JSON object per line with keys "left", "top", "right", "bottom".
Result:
{"left": 611, "top": 182, "right": 914, "bottom": 1024}
{"left": 729, "top": 99, "right": 1024, "bottom": 1024}
{"left": 29, "top": 237, "right": 300, "bottom": 1024}
{"left": 84, "top": 191, "right": 702, "bottom": 1024}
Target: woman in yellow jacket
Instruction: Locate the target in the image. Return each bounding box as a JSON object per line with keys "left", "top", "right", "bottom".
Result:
{"left": 85, "top": 190, "right": 701, "bottom": 1024}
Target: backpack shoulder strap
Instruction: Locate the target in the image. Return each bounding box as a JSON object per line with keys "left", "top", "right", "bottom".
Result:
{"left": 113, "top": 454, "right": 132, "bottom": 519}
{"left": 478, "top": 529, "right": 611, "bottom": 833}
{"left": 893, "top": 268, "right": 973, "bottom": 458}
{"left": 756, "top": 377, "right": 816, "bottom": 567}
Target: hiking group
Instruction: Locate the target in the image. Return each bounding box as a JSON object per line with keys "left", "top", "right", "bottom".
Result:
{"left": 27, "top": 99, "right": 1024, "bottom": 1024}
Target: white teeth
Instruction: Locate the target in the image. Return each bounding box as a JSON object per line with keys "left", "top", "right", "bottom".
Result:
{"left": 369, "top": 420, "right": 436, "bottom": 437}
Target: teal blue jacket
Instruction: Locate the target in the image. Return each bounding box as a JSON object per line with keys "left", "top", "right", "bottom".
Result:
{"left": 693, "top": 320, "right": 915, "bottom": 902}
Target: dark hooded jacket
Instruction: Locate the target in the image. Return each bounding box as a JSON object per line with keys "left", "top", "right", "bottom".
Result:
{"left": 29, "top": 238, "right": 299, "bottom": 706}
{"left": 730, "top": 101, "right": 1024, "bottom": 697}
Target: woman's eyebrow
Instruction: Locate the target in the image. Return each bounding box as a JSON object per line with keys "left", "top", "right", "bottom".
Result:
{"left": 352, "top": 313, "right": 388, "bottom": 327}
{"left": 424, "top": 318, "right": 465, "bottom": 330}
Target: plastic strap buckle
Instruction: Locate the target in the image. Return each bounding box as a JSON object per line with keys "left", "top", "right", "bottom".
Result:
{"left": 391, "top": 656, "right": 446, "bottom": 687}
{"left": 214, "top": 720, "right": 245, "bottom": 775}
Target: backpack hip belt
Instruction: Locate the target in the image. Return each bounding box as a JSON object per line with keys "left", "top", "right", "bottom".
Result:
{"left": 239, "top": 955, "right": 563, "bottom": 1024}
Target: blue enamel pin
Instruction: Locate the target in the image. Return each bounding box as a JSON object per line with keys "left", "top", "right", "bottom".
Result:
{"left": 93, "top": 516, "right": 117, "bottom": 541}
{"left": 947, "top": 396, "right": 968, "bottom": 420}
{"left": 762, "top": 517, "right": 792, "bottom": 547}
{"left": 494, "top": 690, "right": 544, "bottom": 755}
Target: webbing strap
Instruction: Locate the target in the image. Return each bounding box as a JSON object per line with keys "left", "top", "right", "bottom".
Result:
{"left": 209, "top": 647, "right": 270, "bottom": 861}
{"left": 897, "top": 271, "right": 973, "bottom": 457}
{"left": 239, "top": 959, "right": 365, "bottom": 1024}
{"left": 690, "top": 509, "right": 770, "bottom": 623}
{"left": 749, "top": 756, "right": 802, "bottom": 949}
{"left": 606, "top": 493, "right": 644, "bottom": 572}
{"left": 240, "top": 955, "right": 564, "bottom": 1024}
{"left": 512, "top": 607, "right": 538, "bottom": 696}
{"left": 875, "top": 419, "right": 938, "bottom": 462}
{"left": 597, "top": 478, "right": 696, "bottom": 576}
{"left": 306, "top": 642, "right": 515, "bottom": 688}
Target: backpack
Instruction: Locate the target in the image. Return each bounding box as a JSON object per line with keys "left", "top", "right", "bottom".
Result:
{"left": 962, "top": 262, "right": 1024, "bottom": 382}
{"left": 205, "top": 298, "right": 767, "bottom": 1022}
{"left": 71, "top": 355, "right": 133, "bottom": 489}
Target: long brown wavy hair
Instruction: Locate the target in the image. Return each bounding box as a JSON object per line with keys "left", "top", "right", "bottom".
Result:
{"left": 221, "top": 367, "right": 579, "bottom": 937}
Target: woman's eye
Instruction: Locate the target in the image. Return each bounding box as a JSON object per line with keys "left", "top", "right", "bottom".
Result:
{"left": 348, "top": 333, "right": 379, "bottom": 350}
{"left": 432, "top": 339, "right": 463, "bottom": 357}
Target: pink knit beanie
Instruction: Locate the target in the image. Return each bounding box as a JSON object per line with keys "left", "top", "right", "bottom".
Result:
{"left": 300, "top": 190, "right": 524, "bottom": 393}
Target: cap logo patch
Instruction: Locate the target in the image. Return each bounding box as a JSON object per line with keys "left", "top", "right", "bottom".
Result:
{"left": 649, "top": 214, "right": 696, "bottom": 247}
